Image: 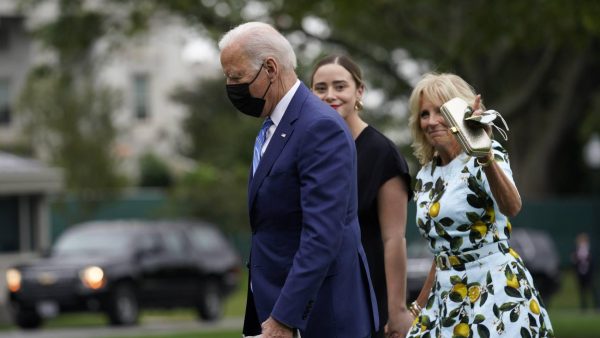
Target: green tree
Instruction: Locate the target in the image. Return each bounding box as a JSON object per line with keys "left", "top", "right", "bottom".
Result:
{"left": 132, "top": 0, "right": 600, "bottom": 197}
{"left": 266, "top": 0, "right": 600, "bottom": 198}
{"left": 168, "top": 77, "right": 260, "bottom": 231}
{"left": 138, "top": 152, "right": 174, "bottom": 188}
{"left": 18, "top": 0, "right": 600, "bottom": 205}
{"left": 16, "top": 1, "right": 127, "bottom": 206}
{"left": 18, "top": 67, "right": 125, "bottom": 197}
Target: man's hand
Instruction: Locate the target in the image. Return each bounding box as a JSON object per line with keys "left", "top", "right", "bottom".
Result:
{"left": 261, "top": 316, "right": 294, "bottom": 338}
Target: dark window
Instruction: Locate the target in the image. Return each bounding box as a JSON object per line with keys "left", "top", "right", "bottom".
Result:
{"left": 133, "top": 74, "right": 150, "bottom": 119}
{"left": 0, "top": 18, "right": 12, "bottom": 50}
{"left": 0, "top": 196, "right": 19, "bottom": 252}
{"left": 0, "top": 78, "right": 11, "bottom": 125}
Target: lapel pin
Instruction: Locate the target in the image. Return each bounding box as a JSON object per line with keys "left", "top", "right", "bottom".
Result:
{"left": 281, "top": 133, "right": 287, "bottom": 138}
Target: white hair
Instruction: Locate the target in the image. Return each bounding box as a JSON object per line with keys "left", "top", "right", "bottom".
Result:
{"left": 218, "top": 22, "right": 297, "bottom": 71}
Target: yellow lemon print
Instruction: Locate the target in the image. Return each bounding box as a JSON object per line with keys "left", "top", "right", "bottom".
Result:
{"left": 507, "top": 220, "right": 512, "bottom": 233}
{"left": 507, "top": 275, "right": 520, "bottom": 289}
{"left": 486, "top": 207, "right": 495, "bottom": 223}
{"left": 468, "top": 285, "right": 481, "bottom": 303}
{"left": 472, "top": 221, "right": 488, "bottom": 237}
{"left": 452, "top": 283, "right": 468, "bottom": 299}
{"left": 411, "top": 316, "right": 419, "bottom": 327}
{"left": 453, "top": 323, "right": 470, "bottom": 337}
{"left": 509, "top": 248, "right": 520, "bottom": 259}
{"left": 449, "top": 256, "right": 461, "bottom": 266}
{"left": 530, "top": 299, "right": 541, "bottom": 315}
{"left": 429, "top": 202, "right": 440, "bottom": 217}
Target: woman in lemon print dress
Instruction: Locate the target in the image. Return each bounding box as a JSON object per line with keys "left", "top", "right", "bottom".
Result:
{"left": 406, "top": 73, "right": 554, "bottom": 337}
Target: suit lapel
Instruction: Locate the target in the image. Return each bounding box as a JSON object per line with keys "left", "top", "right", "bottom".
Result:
{"left": 248, "top": 83, "right": 309, "bottom": 210}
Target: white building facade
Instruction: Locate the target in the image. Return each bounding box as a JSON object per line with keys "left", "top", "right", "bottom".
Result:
{"left": 0, "top": 0, "right": 220, "bottom": 178}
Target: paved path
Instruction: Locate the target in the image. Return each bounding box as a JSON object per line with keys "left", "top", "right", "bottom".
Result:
{"left": 0, "top": 317, "right": 243, "bottom": 338}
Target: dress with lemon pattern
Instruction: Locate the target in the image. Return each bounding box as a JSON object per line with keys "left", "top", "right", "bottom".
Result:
{"left": 407, "top": 140, "right": 554, "bottom": 338}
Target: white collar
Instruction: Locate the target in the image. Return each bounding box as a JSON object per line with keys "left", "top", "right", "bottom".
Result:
{"left": 268, "top": 79, "right": 301, "bottom": 127}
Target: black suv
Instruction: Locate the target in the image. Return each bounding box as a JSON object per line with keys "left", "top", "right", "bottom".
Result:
{"left": 5, "top": 220, "right": 241, "bottom": 329}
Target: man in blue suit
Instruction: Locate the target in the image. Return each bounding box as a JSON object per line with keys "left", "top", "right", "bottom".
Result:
{"left": 219, "top": 22, "right": 378, "bottom": 338}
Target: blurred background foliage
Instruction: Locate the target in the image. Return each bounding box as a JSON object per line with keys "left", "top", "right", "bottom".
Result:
{"left": 14, "top": 0, "right": 600, "bottom": 232}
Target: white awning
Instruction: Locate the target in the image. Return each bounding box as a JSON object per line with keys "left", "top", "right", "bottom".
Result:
{"left": 0, "top": 152, "right": 63, "bottom": 194}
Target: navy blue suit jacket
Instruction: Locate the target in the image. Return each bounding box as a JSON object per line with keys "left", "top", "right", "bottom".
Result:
{"left": 243, "top": 83, "right": 378, "bottom": 337}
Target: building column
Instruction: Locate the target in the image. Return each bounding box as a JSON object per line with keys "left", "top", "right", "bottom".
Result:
{"left": 36, "top": 195, "right": 50, "bottom": 251}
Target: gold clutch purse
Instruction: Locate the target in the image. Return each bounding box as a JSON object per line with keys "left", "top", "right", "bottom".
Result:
{"left": 440, "top": 97, "right": 491, "bottom": 157}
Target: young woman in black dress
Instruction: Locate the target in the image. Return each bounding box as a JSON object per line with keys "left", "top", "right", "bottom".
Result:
{"left": 311, "top": 55, "right": 413, "bottom": 338}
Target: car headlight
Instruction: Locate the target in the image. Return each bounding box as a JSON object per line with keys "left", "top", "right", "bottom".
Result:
{"left": 6, "top": 268, "right": 21, "bottom": 292}
{"left": 80, "top": 266, "right": 105, "bottom": 290}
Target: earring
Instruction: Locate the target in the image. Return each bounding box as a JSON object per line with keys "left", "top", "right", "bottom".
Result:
{"left": 354, "top": 100, "right": 364, "bottom": 111}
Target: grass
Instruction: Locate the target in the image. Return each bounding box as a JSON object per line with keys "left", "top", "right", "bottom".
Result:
{"left": 544, "top": 271, "right": 600, "bottom": 338}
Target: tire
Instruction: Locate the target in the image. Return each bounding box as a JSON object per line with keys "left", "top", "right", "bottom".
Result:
{"left": 197, "top": 279, "right": 223, "bottom": 321}
{"left": 13, "top": 306, "right": 43, "bottom": 330}
{"left": 106, "top": 282, "right": 139, "bottom": 326}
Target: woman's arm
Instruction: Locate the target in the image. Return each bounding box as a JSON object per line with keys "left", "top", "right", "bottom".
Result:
{"left": 413, "top": 260, "right": 436, "bottom": 311}
{"left": 472, "top": 95, "right": 522, "bottom": 217}
{"left": 477, "top": 153, "right": 522, "bottom": 217}
{"left": 378, "top": 176, "right": 413, "bottom": 337}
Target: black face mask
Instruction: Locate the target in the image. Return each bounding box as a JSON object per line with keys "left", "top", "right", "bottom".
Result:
{"left": 225, "top": 64, "right": 273, "bottom": 118}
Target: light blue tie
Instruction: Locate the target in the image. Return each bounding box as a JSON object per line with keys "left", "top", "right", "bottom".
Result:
{"left": 253, "top": 117, "right": 274, "bottom": 175}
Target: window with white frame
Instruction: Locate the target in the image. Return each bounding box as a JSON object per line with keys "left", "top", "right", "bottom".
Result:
{"left": 133, "top": 73, "right": 150, "bottom": 119}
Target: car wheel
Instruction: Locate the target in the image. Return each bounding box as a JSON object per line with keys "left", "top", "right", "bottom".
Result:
{"left": 197, "top": 279, "right": 222, "bottom": 321}
{"left": 106, "top": 282, "right": 139, "bottom": 326}
{"left": 13, "top": 306, "right": 43, "bottom": 330}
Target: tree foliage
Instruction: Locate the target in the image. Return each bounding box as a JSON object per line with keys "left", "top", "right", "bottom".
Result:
{"left": 147, "top": 0, "right": 600, "bottom": 197}
{"left": 17, "top": 0, "right": 600, "bottom": 227}
{"left": 17, "top": 0, "right": 127, "bottom": 199}
{"left": 265, "top": 0, "right": 600, "bottom": 198}
{"left": 138, "top": 152, "right": 174, "bottom": 188}
{"left": 17, "top": 66, "right": 126, "bottom": 197}
{"left": 167, "top": 77, "right": 260, "bottom": 231}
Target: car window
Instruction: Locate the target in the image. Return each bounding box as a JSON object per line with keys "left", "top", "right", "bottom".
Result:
{"left": 53, "top": 227, "right": 135, "bottom": 255}
{"left": 161, "top": 230, "right": 187, "bottom": 257}
{"left": 187, "top": 226, "right": 227, "bottom": 252}
{"left": 137, "top": 231, "right": 162, "bottom": 253}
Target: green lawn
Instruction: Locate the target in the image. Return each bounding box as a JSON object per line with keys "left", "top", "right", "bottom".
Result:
{"left": 544, "top": 271, "right": 600, "bottom": 338}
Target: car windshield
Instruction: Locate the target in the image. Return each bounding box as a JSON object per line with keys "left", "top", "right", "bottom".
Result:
{"left": 52, "top": 226, "right": 136, "bottom": 256}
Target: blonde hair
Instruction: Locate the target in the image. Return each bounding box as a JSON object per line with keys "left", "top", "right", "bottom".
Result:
{"left": 408, "top": 73, "right": 485, "bottom": 165}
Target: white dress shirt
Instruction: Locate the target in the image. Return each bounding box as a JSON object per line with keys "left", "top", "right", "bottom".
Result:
{"left": 260, "top": 79, "right": 301, "bottom": 155}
